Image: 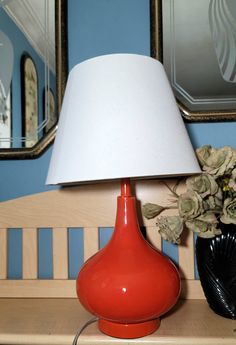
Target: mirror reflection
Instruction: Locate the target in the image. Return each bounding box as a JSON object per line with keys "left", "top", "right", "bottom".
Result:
{"left": 0, "top": 0, "right": 57, "bottom": 149}
{"left": 162, "top": 0, "right": 236, "bottom": 119}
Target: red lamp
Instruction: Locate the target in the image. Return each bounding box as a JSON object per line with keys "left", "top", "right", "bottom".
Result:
{"left": 46, "top": 54, "right": 201, "bottom": 338}
{"left": 77, "top": 178, "right": 180, "bottom": 338}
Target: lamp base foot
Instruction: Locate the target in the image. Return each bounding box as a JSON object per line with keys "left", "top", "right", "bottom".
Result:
{"left": 98, "top": 318, "right": 160, "bottom": 339}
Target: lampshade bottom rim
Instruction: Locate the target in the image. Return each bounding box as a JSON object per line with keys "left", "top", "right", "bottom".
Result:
{"left": 98, "top": 318, "right": 160, "bottom": 339}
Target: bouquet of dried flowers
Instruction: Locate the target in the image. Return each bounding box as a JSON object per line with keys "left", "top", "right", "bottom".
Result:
{"left": 143, "top": 145, "right": 236, "bottom": 244}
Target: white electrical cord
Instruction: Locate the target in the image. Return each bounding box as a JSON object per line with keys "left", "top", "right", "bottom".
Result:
{"left": 72, "top": 317, "right": 99, "bottom": 345}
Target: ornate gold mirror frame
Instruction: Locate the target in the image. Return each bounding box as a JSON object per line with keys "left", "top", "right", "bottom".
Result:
{"left": 151, "top": 0, "right": 236, "bottom": 122}
{"left": 0, "top": 0, "right": 67, "bottom": 159}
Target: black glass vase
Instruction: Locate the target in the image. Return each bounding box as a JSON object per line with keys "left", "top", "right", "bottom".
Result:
{"left": 196, "top": 223, "right": 236, "bottom": 319}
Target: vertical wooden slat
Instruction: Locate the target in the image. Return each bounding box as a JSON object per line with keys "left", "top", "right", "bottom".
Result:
{"left": 23, "top": 228, "right": 38, "bottom": 279}
{"left": 83, "top": 227, "right": 99, "bottom": 261}
{"left": 178, "top": 231, "right": 195, "bottom": 279}
{"left": 53, "top": 228, "right": 68, "bottom": 279}
{"left": 146, "top": 226, "right": 162, "bottom": 251}
{"left": 0, "top": 228, "right": 7, "bottom": 279}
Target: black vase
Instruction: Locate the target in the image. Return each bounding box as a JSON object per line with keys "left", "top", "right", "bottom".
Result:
{"left": 196, "top": 223, "right": 236, "bottom": 319}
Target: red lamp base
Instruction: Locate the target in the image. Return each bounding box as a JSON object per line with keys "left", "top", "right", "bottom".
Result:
{"left": 99, "top": 318, "right": 160, "bottom": 339}
{"left": 77, "top": 179, "right": 180, "bottom": 339}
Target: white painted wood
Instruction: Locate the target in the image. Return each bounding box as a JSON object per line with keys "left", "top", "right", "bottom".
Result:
{"left": 52, "top": 228, "right": 68, "bottom": 279}
{"left": 178, "top": 230, "right": 195, "bottom": 280}
{"left": 146, "top": 226, "right": 162, "bottom": 251}
{"left": 23, "top": 228, "right": 38, "bottom": 279}
{"left": 0, "top": 229, "right": 7, "bottom": 279}
{"left": 0, "top": 280, "right": 77, "bottom": 298}
{"left": 83, "top": 227, "right": 99, "bottom": 261}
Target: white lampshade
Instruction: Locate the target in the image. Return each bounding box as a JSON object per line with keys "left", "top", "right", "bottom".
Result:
{"left": 46, "top": 54, "right": 201, "bottom": 185}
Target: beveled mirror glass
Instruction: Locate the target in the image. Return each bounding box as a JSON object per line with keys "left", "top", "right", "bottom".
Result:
{"left": 151, "top": 0, "right": 236, "bottom": 121}
{"left": 0, "top": 0, "right": 67, "bottom": 158}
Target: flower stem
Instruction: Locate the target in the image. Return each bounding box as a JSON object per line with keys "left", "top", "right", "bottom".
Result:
{"left": 162, "top": 181, "right": 179, "bottom": 198}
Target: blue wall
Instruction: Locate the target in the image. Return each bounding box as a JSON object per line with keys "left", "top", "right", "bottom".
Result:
{"left": 0, "top": 0, "right": 236, "bottom": 203}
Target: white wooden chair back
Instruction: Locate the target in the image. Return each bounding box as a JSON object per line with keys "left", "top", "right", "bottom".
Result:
{"left": 0, "top": 180, "right": 204, "bottom": 298}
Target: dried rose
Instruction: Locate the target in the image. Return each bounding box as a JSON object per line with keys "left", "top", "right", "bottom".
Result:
{"left": 186, "top": 174, "right": 218, "bottom": 198}
{"left": 229, "top": 169, "right": 236, "bottom": 192}
{"left": 157, "top": 216, "right": 183, "bottom": 244}
{"left": 196, "top": 145, "right": 236, "bottom": 176}
{"left": 220, "top": 198, "right": 236, "bottom": 225}
{"left": 185, "top": 213, "right": 221, "bottom": 238}
{"left": 196, "top": 145, "right": 212, "bottom": 166}
{"left": 203, "top": 189, "right": 223, "bottom": 212}
{"left": 178, "top": 191, "right": 203, "bottom": 220}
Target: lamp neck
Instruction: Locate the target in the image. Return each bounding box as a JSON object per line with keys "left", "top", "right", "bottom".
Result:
{"left": 113, "top": 178, "right": 142, "bottom": 242}
{"left": 121, "top": 178, "right": 132, "bottom": 197}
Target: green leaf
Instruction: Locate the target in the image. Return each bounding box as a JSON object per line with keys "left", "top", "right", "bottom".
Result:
{"left": 143, "top": 203, "right": 165, "bottom": 219}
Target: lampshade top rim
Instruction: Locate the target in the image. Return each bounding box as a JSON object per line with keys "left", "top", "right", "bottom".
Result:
{"left": 70, "top": 53, "right": 163, "bottom": 74}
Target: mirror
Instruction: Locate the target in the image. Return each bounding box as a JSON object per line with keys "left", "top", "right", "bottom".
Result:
{"left": 151, "top": 0, "right": 236, "bottom": 121}
{"left": 0, "top": 0, "right": 67, "bottom": 158}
